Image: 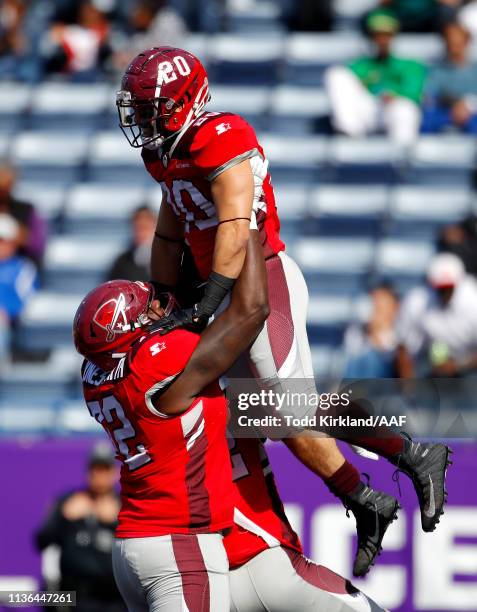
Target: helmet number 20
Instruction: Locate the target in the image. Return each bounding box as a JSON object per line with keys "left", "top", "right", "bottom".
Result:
{"left": 157, "top": 56, "right": 191, "bottom": 85}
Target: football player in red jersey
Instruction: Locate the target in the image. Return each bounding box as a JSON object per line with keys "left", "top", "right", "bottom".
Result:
{"left": 226, "top": 435, "right": 386, "bottom": 611}
{"left": 73, "top": 232, "right": 269, "bottom": 612}
{"left": 116, "top": 46, "right": 452, "bottom": 577}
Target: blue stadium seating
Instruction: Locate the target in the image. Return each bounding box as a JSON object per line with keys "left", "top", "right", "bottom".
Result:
{"left": 208, "top": 36, "right": 283, "bottom": 85}
{"left": 63, "top": 183, "right": 147, "bottom": 236}
{"left": 11, "top": 132, "right": 89, "bottom": 184}
{"left": 268, "top": 86, "right": 330, "bottom": 134}
{"left": 42, "top": 238, "right": 120, "bottom": 293}
{"left": 208, "top": 86, "right": 270, "bottom": 131}
{"left": 327, "top": 138, "right": 406, "bottom": 185}
{"left": 310, "top": 185, "right": 389, "bottom": 237}
{"left": 28, "top": 83, "right": 110, "bottom": 133}
{"left": 16, "top": 293, "right": 83, "bottom": 352}
{"left": 283, "top": 34, "right": 366, "bottom": 86}
{"left": 87, "top": 132, "right": 148, "bottom": 183}
{"left": 386, "top": 186, "right": 471, "bottom": 238}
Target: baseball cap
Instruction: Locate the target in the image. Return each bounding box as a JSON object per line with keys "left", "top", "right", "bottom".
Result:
{"left": 427, "top": 253, "right": 465, "bottom": 289}
{"left": 88, "top": 441, "right": 115, "bottom": 467}
{"left": 366, "top": 9, "right": 400, "bottom": 34}
{"left": 0, "top": 214, "right": 19, "bottom": 241}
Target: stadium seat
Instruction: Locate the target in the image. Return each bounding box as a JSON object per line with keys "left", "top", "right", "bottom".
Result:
{"left": 226, "top": 1, "right": 284, "bottom": 34}
{"left": 291, "top": 237, "right": 374, "bottom": 294}
{"left": 0, "top": 348, "right": 80, "bottom": 404}
{"left": 0, "top": 82, "right": 31, "bottom": 133}
{"left": 57, "top": 401, "right": 103, "bottom": 434}
{"left": 283, "top": 33, "right": 366, "bottom": 86}
{"left": 87, "top": 132, "right": 147, "bottom": 183}
{"left": 333, "top": 0, "right": 376, "bottom": 21}
{"left": 374, "top": 239, "right": 435, "bottom": 287}
{"left": 208, "top": 36, "right": 284, "bottom": 85}
{"left": 0, "top": 134, "right": 9, "bottom": 158}
{"left": 310, "top": 345, "right": 341, "bottom": 378}
{"left": 406, "top": 136, "right": 476, "bottom": 185}
{"left": 16, "top": 292, "right": 83, "bottom": 351}
{"left": 307, "top": 295, "right": 353, "bottom": 346}
{"left": 310, "top": 185, "right": 389, "bottom": 237}
{"left": 260, "top": 134, "right": 327, "bottom": 184}
{"left": 272, "top": 184, "right": 310, "bottom": 238}
{"left": 13, "top": 183, "right": 66, "bottom": 221}
{"left": 64, "top": 183, "right": 147, "bottom": 235}
{"left": 388, "top": 186, "right": 471, "bottom": 238}
{"left": 327, "top": 137, "right": 405, "bottom": 184}
{"left": 43, "top": 238, "right": 120, "bottom": 292}
{"left": 393, "top": 34, "right": 443, "bottom": 64}
{"left": 273, "top": 185, "right": 309, "bottom": 219}
{"left": 292, "top": 237, "right": 374, "bottom": 272}
{"left": 207, "top": 86, "right": 270, "bottom": 130}
{"left": 181, "top": 34, "right": 209, "bottom": 63}
{"left": 268, "top": 86, "right": 330, "bottom": 134}
{"left": 29, "top": 83, "right": 110, "bottom": 132}
{"left": 0, "top": 405, "right": 57, "bottom": 434}
{"left": 11, "top": 132, "right": 89, "bottom": 184}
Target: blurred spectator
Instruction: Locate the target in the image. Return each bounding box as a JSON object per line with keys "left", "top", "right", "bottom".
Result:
{"left": 283, "top": 0, "right": 333, "bottom": 32}
{"left": 36, "top": 443, "right": 125, "bottom": 612}
{"left": 438, "top": 214, "right": 477, "bottom": 275}
{"left": 0, "top": 0, "right": 40, "bottom": 81}
{"left": 379, "top": 0, "right": 461, "bottom": 32}
{"left": 343, "top": 283, "right": 400, "bottom": 378}
{"left": 0, "top": 161, "right": 47, "bottom": 264}
{"left": 112, "top": 0, "right": 187, "bottom": 72}
{"left": 324, "top": 9, "right": 426, "bottom": 146}
{"left": 107, "top": 205, "right": 155, "bottom": 282}
{"left": 0, "top": 213, "right": 38, "bottom": 363}
{"left": 396, "top": 253, "right": 477, "bottom": 377}
{"left": 43, "top": 0, "right": 111, "bottom": 81}
{"left": 422, "top": 22, "right": 477, "bottom": 133}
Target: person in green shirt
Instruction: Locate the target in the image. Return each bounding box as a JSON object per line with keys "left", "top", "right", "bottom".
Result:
{"left": 324, "top": 9, "right": 427, "bottom": 145}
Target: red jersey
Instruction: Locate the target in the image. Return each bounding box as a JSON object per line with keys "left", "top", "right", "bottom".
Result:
{"left": 142, "top": 112, "right": 285, "bottom": 279}
{"left": 81, "top": 328, "right": 233, "bottom": 538}
{"left": 224, "top": 437, "right": 303, "bottom": 569}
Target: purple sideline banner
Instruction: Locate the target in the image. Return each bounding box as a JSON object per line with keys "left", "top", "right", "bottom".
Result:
{"left": 1, "top": 437, "right": 476, "bottom": 612}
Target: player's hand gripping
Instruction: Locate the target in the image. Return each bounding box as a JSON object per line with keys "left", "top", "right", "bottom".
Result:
{"left": 157, "top": 271, "right": 235, "bottom": 335}
{"left": 158, "top": 305, "right": 210, "bottom": 335}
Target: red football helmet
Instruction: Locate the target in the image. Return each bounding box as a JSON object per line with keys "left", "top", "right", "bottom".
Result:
{"left": 117, "top": 46, "right": 210, "bottom": 149}
{"left": 73, "top": 280, "right": 175, "bottom": 371}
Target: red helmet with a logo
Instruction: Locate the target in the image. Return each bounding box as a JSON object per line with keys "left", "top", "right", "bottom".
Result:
{"left": 73, "top": 280, "right": 174, "bottom": 371}
{"left": 117, "top": 46, "right": 210, "bottom": 149}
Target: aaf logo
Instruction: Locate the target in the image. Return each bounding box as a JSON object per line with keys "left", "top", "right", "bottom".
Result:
{"left": 216, "top": 122, "right": 231, "bottom": 135}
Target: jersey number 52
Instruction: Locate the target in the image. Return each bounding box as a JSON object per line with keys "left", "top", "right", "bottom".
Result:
{"left": 87, "top": 395, "right": 152, "bottom": 471}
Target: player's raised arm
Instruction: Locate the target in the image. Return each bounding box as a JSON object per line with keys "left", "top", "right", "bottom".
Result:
{"left": 155, "top": 229, "right": 268, "bottom": 415}
{"left": 150, "top": 193, "right": 185, "bottom": 290}
{"left": 210, "top": 159, "right": 254, "bottom": 279}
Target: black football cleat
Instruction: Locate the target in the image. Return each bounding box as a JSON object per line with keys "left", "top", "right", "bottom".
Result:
{"left": 392, "top": 438, "right": 453, "bottom": 532}
{"left": 345, "top": 484, "right": 400, "bottom": 578}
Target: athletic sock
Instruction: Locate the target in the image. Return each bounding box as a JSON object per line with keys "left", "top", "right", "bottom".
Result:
{"left": 324, "top": 460, "right": 363, "bottom": 499}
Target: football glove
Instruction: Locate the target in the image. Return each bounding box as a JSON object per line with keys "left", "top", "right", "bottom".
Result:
{"left": 158, "top": 304, "right": 209, "bottom": 335}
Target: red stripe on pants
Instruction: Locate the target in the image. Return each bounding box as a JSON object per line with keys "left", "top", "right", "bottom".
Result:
{"left": 171, "top": 534, "right": 211, "bottom": 611}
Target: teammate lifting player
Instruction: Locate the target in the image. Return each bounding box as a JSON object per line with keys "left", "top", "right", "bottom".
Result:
{"left": 74, "top": 233, "right": 387, "bottom": 611}
{"left": 116, "top": 46, "right": 452, "bottom": 578}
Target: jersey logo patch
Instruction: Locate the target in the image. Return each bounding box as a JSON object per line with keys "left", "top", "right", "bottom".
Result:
{"left": 215, "top": 122, "right": 232, "bottom": 135}
{"left": 150, "top": 341, "right": 166, "bottom": 356}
